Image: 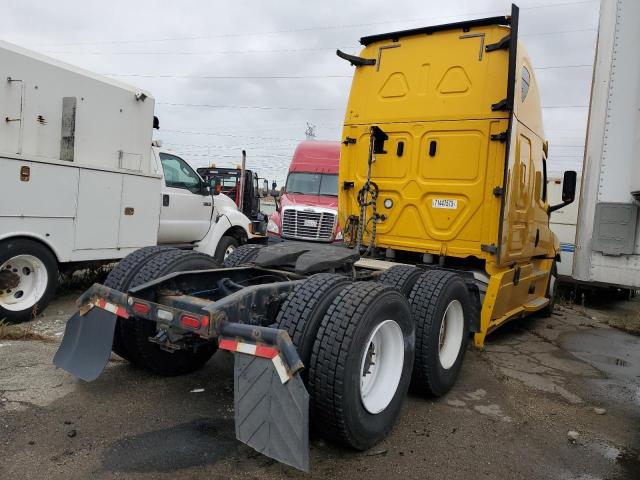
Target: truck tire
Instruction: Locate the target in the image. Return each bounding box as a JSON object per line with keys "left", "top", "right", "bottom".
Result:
{"left": 214, "top": 235, "right": 239, "bottom": 263}
{"left": 0, "top": 238, "right": 58, "bottom": 323}
{"left": 222, "top": 243, "right": 263, "bottom": 267}
{"left": 103, "top": 246, "right": 173, "bottom": 361}
{"left": 378, "top": 265, "right": 422, "bottom": 296}
{"left": 408, "top": 270, "right": 471, "bottom": 397}
{"left": 308, "top": 282, "right": 414, "bottom": 450}
{"left": 120, "top": 249, "right": 220, "bottom": 376}
{"left": 540, "top": 263, "right": 558, "bottom": 317}
{"left": 275, "top": 273, "right": 350, "bottom": 379}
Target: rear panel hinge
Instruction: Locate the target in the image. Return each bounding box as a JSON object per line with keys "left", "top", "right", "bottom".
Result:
{"left": 485, "top": 35, "right": 511, "bottom": 52}
{"left": 490, "top": 131, "right": 508, "bottom": 142}
{"left": 491, "top": 98, "right": 509, "bottom": 111}
{"left": 493, "top": 186, "right": 504, "bottom": 197}
{"left": 481, "top": 244, "right": 497, "bottom": 254}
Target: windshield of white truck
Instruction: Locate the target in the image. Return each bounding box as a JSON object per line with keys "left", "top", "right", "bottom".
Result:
{"left": 285, "top": 173, "right": 338, "bottom": 196}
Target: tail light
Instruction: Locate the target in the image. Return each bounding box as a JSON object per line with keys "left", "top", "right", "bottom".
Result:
{"left": 180, "top": 314, "right": 209, "bottom": 330}
{"left": 132, "top": 302, "right": 150, "bottom": 315}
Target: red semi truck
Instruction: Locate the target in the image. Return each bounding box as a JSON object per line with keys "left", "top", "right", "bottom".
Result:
{"left": 268, "top": 141, "right": 341, "bottom": 242}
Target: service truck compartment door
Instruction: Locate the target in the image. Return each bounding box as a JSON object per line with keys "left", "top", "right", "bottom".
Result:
{"left": 157, "top": 152, "right": 212, "bottom": 244}
{"left": 117, "top": 174, "right": 161, "bottom": 248}
{"left": 75, "top": 170, "right": 122, "bottom": 249}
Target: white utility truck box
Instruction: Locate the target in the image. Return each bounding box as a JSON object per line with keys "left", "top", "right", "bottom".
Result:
{"left": 0, "top": 40, "right": 161, "bottom": 262}
{"left": 573, "top": 0, "right": 640, "bottom": 289}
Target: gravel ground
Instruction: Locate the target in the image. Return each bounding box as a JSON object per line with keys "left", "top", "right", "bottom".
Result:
{"left": 0, "top": 292, "right": 639, "bottom": 480}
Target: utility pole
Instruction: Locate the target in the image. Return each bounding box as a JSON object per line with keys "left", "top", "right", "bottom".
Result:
{"left": 305, "top": 122, "right": 316, "bottom": 140}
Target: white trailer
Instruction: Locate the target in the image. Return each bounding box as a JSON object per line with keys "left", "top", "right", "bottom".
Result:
{"left": 548, "top": 174, "right": 581, "bottom": 279}
{"left": 0, "top": 41, "right": 264, "bottom": 322}
{"left": 565, "top": 0, "right": 640, "bottom": 290}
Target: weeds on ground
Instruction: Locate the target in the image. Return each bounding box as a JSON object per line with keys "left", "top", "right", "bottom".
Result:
{"left": 57, "top": 264, "right": 113, "bottom": 295}
{"left": 0, "top": 319, "right": 55, "bottom": 342}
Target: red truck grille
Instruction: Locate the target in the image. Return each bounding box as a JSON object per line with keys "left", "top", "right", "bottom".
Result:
{"left": 281, "top": 207, "right": 336, "bottom": 242}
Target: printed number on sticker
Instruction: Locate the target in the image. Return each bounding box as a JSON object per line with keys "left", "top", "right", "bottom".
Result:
{"left": 432, "top": 199, "right": 457, "bottom": 209}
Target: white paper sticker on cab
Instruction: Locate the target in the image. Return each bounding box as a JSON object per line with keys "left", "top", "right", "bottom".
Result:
{"left": 431, "top": 199, "right": 458, "bottom": 209}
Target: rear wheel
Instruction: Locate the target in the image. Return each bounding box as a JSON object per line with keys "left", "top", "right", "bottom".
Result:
{"left": 409, "top": 270, "right": 470, "bottom": 397}
{"left": 214, "top": 235, "right": 239, "bottom": 263}
{"left": 120, "top": 249, "right": 220, "bottom": 376}
{"left": 103, "top": 246, "right": 173, "bottom": 360}
{"left": 223, "top": 243, "right": 263, "bottom": 267}
{"left": 275, "top": 273, "right": 350, "bottom": 379}
{"left": 308, "top": 282, "right": 414, "bottom": 450}
{"left": 0, "top": 239, "right": 58, "bottom": 323}
{"left": 378, "top": 264, "right": 422, "bottom": 296}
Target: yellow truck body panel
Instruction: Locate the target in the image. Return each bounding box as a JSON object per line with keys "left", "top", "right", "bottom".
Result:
{"left": 338, "top": 7, "right": 558, "bottom": 345}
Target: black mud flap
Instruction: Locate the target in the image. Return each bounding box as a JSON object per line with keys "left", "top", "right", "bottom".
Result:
{"left": 234, "top": 353, "right": 309, "bottom": 472}
{"left": 53, "top": 308, "right": 117, "bottom": 381}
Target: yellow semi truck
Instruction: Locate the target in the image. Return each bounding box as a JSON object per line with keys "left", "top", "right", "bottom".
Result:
{"left": 338, "top": 4, "right": 576, "bottom": 348}
{"left": 54, "top": 4, "right": 576, "bottom": 472}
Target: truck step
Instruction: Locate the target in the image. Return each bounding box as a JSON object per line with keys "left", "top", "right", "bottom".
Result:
{"left": 523, "top": 297, "right": 549, "bottom": 311}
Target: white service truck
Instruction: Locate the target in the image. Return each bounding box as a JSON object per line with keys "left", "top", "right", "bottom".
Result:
{"left": 548, "top": 0, "right": 640, "bottom": 293}
{"left": 0, "top": 40, "right": 264, "bottom": 322}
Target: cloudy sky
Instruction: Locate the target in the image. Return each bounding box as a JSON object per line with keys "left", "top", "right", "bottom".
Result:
{"left": 1, "top": 0, "right": 599, "bottom": 184}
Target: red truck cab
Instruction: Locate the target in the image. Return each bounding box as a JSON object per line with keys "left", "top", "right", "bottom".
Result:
{"left": 268, "top": 141, "right": 341, "bottom": 242}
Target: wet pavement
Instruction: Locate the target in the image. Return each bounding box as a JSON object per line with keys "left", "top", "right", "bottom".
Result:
{"left": 1, "top": 294, "right": 639, "bottom": 479}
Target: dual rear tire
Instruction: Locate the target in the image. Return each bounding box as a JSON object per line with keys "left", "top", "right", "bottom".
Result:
{"left": 105, "top": 247, "right": 220, "bottom": 375}
{"left": 277, "top": 276, "right": 414, "bottom": 450}
{"left": 277, "top": 267, "right": 473, "bottom": 451}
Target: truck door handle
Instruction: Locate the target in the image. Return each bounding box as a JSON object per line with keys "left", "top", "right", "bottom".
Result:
{"left": 203, "top": 201, "right": 212, "bottom": 206}
{"left": 162, "top": 194, "right": 170, "bottom": 207}
{"left": 429, "top": 140, "right": 437, "bottom": 157}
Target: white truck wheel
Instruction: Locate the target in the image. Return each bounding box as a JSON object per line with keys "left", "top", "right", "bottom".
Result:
{"left": 214, "top": 235, "right": 240, "bottom": 263}
{"left": 0, "top": 239, "right": 58, "bottom": 323}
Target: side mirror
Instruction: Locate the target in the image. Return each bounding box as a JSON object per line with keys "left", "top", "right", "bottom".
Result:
{"left": 549, "top": 170, "right": 577, "bottom": 213}
{"left": 209, "top": 178, "right": 222, "bottom": 196}
{"left": 561, "top": 170, "right": 577, "bottom": 203}
{"left": 262, "top": 179, "right": 269, "bottom": 197}
{"left": 274, "top": 186, "right": 285, "bottom": 212}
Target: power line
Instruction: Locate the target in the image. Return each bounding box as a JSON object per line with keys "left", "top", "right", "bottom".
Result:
{"left": 106, "top": 73, "right": 351, "bottom": 80}
{"left": 104, "top": 66, "right": 592, "bottom": 81}
{"left": 164, "top": 142, "right": 297, "bottom": 150}
{"left": 30, "top": 1, "right": 598, "bottom": 47}
{"left": 157, "top": 102, "right": 340, "bottom": 111}
{"left": 183, "top": 152, "right": 291, "bottom": 158}
{"left": 42, "top": 46, "right": 358, "bottom": 56}
{"left": 520, "top": 27, "right": 596, "bottom": 37}
{"left": 535, "top": 64, "right": 591, "bottom": 70}
{"left": 162, "top": 129, "right": 305, "bottom": 142}
{"left": 542, "top": 105, "right": 589, "bottom": 109}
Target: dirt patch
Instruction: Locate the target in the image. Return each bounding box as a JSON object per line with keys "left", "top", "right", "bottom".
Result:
{"left": 0, "top": 320, "right": 55, "bottom": 343}
{"left": 558, "top": 291, "right": 640, "bottom": 336}
{"left": 605, "top": 315, "right": 640, "bottom": 336}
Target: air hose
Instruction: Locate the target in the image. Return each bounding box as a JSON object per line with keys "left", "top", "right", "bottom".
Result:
{"left": 356, "top": 128, "right": 379, "bottom": 256}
